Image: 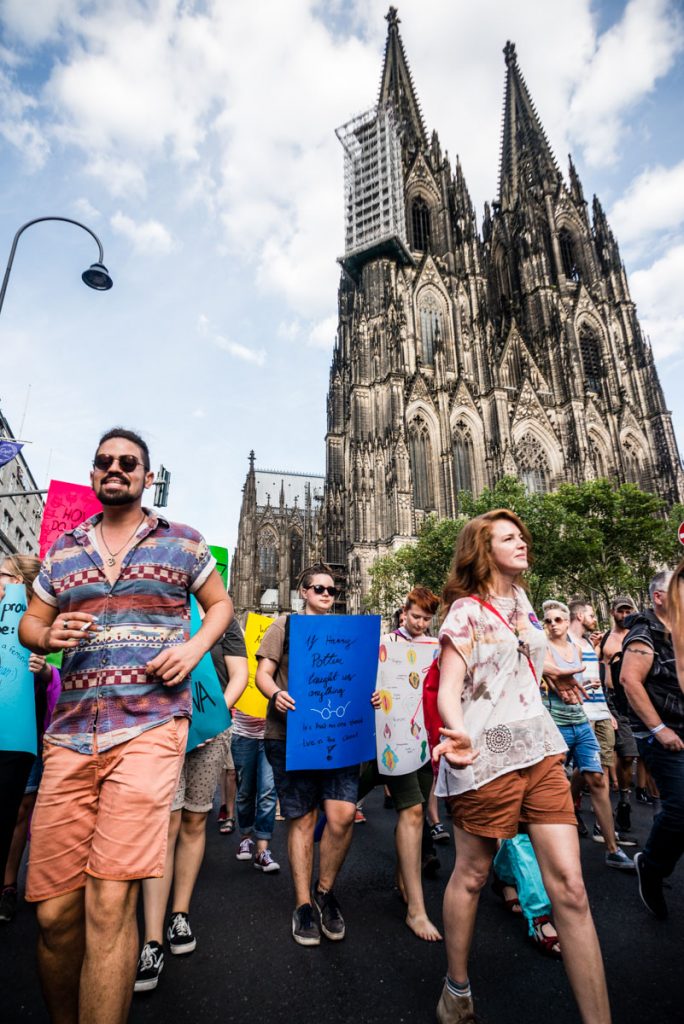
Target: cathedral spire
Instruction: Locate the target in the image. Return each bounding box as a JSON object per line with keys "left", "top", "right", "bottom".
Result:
{"left": 378, "top": 7, "right": 427, "bottom": 154}
{"left": 498, "top": 41, "right": 560, "bottom": 207}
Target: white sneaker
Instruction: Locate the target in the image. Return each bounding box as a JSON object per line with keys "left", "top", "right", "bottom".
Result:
{"left": 254, "top": 849, "right": 280, "bottom": 873}
{"left": 236, "top": 837, "right": 255, "bottom": 861}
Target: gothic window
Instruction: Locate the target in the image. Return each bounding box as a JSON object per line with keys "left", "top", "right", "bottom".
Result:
{"left": 517, "top": 433, "right": 552, "bottom": 493}
{"left": 622, "top": 437, "right": 650, "bottom": 490}
{"left": 411, "top": 197, "right": 431, "bottom": 252}
{"left": 419, "top": 306, "right": 441, "bottom": 366}
{"left": 289, "top": 531, "right": 302, "bottom": 584}
{"left": 453, "top": 422, "right": 474, "bottom": 495}
{"left": 558, "top": 227, "right": 581, "bottom": 282}
{"left": 409, "top": 415, "right": 435, "bottom": 510}
{"left": 579, "top": 324, "right": 603, "bottom": 393}
{"left": 257, "top": 532, "right": 278, "bottom": 592}
{"left": 590, "top": 437, "right": 607, "bottom": 479}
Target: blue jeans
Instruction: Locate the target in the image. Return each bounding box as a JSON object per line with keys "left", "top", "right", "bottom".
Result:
{"left": 493, "top": 833, "right": 552, "bottom": 937}
{"left": 637, "top": 736, "right": 684, "bottom": 878}
{"left": 231, "top": 735, "right": 277, "bottom": 841}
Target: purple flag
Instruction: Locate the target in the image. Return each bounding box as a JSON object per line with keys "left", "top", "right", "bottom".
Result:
{"left": 0, "top": 439, "right": 23, "bottom": 469}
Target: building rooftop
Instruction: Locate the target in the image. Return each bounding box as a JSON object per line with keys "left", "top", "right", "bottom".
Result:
{"left": 254, "top": 469, "right": 324, "bottom": 509}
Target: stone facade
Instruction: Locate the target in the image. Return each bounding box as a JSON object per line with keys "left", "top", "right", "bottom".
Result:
{"left": 0, "top": 409, "right": 44, "bottom": 558}
{"left": 324, "top": 8, "right": 683, "bottom": 612}
{"left": 231, "top": 452, "right": 325, "bottom": 614}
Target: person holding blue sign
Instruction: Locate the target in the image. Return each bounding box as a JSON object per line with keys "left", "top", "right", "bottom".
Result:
{"left": 256, "top": 563, "right": 360, "bottom": 947}
{"left": 18, "top": 428, "right": 233, "bottom": 1024}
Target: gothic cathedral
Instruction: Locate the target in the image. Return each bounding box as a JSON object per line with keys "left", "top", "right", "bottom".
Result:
{"left": 323, "top": 7, "right": 683, "bottom": 613}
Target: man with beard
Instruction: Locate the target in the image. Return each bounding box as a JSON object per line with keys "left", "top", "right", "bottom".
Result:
{"left": 18, "top": 427, "right": 232, "bottom": 1024}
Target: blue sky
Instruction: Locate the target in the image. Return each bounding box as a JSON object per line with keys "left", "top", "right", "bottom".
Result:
{"left": 0, "top": 0, "right": 682, "bottom": 560}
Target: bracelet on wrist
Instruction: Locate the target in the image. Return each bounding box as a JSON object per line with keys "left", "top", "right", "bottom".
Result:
{"left": 649, "top": 723, "right": 666, "bottom": 735}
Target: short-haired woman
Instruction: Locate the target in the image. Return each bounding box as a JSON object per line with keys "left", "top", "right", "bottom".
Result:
{"left": 432, "top": 510, "right": 610, "bottom": 1024}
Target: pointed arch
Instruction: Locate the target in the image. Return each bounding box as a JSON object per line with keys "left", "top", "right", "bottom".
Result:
{"left": 450, "top": 407, "right": 486, "bottom": 500}
{"left": 587, "top": 423, "right": 613, "bottom": 480}
{"left": 558, "top": 226, "right": 582, "bottom": 282}
{"left": 516, "top": 432, "right": 551, "bottom": 493}
{"left": 411, "top": 197, "right": 432, "bottom": 252}
{"left": 257, "top": 527, "right": 279, "bottom": 592}
{"left": 578, "top": 321, "right": 603, "bottom": 393}
{"left": 621, "top": 431, "right": 652, "bottom": 491}
{"left": 408, "top": 412, "right": 436, "bottom": 511}
{"left": 289, "top": 529, "right": 303, "bottom": 584}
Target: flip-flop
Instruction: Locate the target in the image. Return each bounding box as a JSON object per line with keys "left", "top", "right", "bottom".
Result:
{"left": 219, "top": 816, "right": 235, "bottom": 834}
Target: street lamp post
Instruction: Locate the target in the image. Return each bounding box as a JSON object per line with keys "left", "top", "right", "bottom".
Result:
{"left": 0, "top": 215, "right": 113, "bottom": 317}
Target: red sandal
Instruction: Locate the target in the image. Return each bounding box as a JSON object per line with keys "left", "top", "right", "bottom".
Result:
{"left": 529, "top": 914, "right": 562, "bottom": 959}
{"left": 491, "top": 875, "right": 522, "bottom": 914}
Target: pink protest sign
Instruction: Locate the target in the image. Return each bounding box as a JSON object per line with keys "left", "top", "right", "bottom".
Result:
{"left": 39, "top": 480, "right": 102, "bottom": 557}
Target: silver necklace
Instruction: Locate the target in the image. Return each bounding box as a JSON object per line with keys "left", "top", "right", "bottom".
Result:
{"left": 99, "top": 515, "right": 146, "bottom": 567}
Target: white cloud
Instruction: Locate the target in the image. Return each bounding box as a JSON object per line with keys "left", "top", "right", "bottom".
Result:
{"left": 197, "top": 313, "right": 266, "bottom": 367}
{"left": 568, "top": 0, "right": 684, "bottom": 167}
{"left": 0, "top": 68, "right": 49, "bottom": 169}
{"left": 631, "top": 243, "right": 684, "bottom": 359}
{"left": 609, "top": 160, "right": 684, "bottom": 245}
{"left": 308, "top": 315, "right": 337, "bottom": 350}
{"left": 71, "top": 196, "right": 101, "bottom": 222}
{"left": 110, "top": 211, "right": 176, "bottom": 254}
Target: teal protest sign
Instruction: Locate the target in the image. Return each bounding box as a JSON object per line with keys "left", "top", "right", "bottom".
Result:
{"left": 0, "top": 583, "right": 36, "bottom": 755}
{"left": 186, "top": 596, "right": 231, "bottom": 753}
{"left": 285, "top": 614, "right": 380, "bottom": 770}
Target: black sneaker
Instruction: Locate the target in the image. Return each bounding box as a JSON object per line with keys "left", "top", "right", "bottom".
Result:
{"left": 134, "top": 941, "right": 164, "bottom": 992}
{"left": 635, "top": 852, "right": 668, "bottom": 919}
{"left": 291, "top": 903, "right": 321, "bottom": 946}
{"left": 313, "top": 886, "right": 346, "bottom": 941}
{"left": 615, "top": 801, "right": 632, "bottom": 832}
{"left": 575, "top": 809, "right": 589, "bottom": 837}
{"left": 636, "top": 787, "right": 655, "bottom": 805}
{"left": 166, "top": 912, "right": 196, "bottom": 955}
{"left": 0, "top": 886, "right": 17, "bottom": 923}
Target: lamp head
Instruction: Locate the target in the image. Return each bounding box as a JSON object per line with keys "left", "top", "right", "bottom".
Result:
{"left": 82, "top": 262, "right": 113, "bottom": 291}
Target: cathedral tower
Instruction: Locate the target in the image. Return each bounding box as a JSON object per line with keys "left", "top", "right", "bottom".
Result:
{"left": 324, "top": 8, "right": 683, "bottom": 612}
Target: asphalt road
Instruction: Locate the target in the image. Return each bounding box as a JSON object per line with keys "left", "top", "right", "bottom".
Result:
{"left": 2, "top": 789, "right": 680, "bottom": 1024}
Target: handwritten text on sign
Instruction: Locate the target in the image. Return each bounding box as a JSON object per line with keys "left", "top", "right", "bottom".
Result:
{"left": 39, "top": 480, "right": 102, "bottom": 558}
{"left": 0, "top": 584, "right": 37, "bottom": 755}
{"left": 375, "top": 638, "right": 439, "bottom": 776}
{"left": 286, "top": 615, "right": 380, "bottom": 770}
{"left": 186, "top": 596, "right": 231, "bottom": 752}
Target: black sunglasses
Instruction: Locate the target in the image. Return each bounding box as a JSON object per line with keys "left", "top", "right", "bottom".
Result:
{"left": 308, "top": 584, "right": 338, "bottom": 597}
{"left": 93, "top": 454, "right": 147, "bottom": 473}
{"left": 544, "top": 616, "right": 566, "bottom": 624}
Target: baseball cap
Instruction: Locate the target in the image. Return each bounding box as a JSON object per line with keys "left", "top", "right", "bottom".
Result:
{"left": 612, "top": 595, "right": 636, "bottom": 611}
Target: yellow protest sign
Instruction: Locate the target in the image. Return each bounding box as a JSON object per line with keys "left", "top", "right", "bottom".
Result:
{"left": 234, "top": 612, "right": 274, "bottom": 718}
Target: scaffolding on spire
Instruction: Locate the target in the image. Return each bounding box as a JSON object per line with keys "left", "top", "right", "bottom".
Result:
{"left": 335, "top": 103, "right": 412, "bottom": 276}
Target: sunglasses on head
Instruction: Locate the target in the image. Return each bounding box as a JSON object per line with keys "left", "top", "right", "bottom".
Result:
{"left": 544, "top": 616, "right": 566, "bottom": 624}
{"left": 93, "top": 454, "right": 146, "bottom": 473}
{"left": 308, "top": 584, "right": 338, "bottom": 597}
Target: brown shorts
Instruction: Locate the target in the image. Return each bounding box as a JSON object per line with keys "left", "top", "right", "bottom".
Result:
{"left": 592, "top": 718, "right": 616, "bottom": 767}
{"left": 26, "top": 718, "right": 188, "bottom": 902}
{"left": 446, "top": 754, "right": 575, "bottom": 840}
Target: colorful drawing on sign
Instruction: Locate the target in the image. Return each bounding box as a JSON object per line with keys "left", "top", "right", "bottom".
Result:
{"left": 381, "top": 745, "right": 398, "bottom": 772}
{"left": 379, "top": 644, "right": 387, "bottom": 663}
{"left": 39, "top": 480, "right": 102, "bottom": 557}
{"left": 285, "top": 614, "right": 380, "bottom": 770}
{"left": 235, "top": 612, "right": 273, "bottom": 719}
{"left": 378, "top": 689, "right": 393, "bottom": 714}
{"left": 0, "top": 584, "right": 37, "bottom": 755}
{"left": 209, "top": 545, "right": 229, "bottom": 587}
{"left": 375, "top": 637, "right": 438, "bottom": 776}
{"left": 383, "top": 723, "right": 392, "bottom": 739}
{"left": 186, "top": 596, "right": 231, "bottom": 752}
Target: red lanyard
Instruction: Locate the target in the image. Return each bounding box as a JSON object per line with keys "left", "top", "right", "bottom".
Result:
{"left": 469, "top": 595, "right": 538, "bottom": 684}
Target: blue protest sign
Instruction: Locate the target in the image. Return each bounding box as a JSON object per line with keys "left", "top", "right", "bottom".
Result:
{"left": 186, "top": 596, "right": 231, "bottom": 753}
{"left": 0, "top": 583, "right": 37, "bottom": 755}
{"left": 285, "top": 614, "right": 380, "bottom": 770}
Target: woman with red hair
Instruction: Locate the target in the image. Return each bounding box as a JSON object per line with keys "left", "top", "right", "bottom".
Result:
{"left": 432, "top": 510, "right": 610, "bottom": 1024}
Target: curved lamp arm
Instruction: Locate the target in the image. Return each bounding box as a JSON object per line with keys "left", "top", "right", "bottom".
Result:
{"left": 0, "top": 216, "right": 112, "bottom": 316}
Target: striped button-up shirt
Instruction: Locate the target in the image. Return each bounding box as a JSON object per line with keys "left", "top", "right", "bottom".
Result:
{"left": 34, "top": 510, "right": 215, "bottom": 754}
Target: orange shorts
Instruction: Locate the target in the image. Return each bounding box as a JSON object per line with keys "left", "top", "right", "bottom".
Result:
{"left": 446, "top": 754, "right": 575, "bottom": 840}
{"left": 26, "top": 718, "right": 188, "bottom": 902}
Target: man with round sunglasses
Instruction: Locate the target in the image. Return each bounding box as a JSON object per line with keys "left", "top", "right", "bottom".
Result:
{"left": 256, "top": 563, "right": 359, "bottom": 947}
{"left": 19, "top": 427, "right": 233, "bottom": 1024}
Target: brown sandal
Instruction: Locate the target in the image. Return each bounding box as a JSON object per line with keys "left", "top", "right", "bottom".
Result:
{"left": 491, "top": 875, "right": 522, "bottom": 914}
{"left": 529, "top": 914, "right": 562, "bottom": 959}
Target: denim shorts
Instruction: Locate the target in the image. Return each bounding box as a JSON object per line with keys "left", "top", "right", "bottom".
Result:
{"left": 558, "top": 722, "right": 603, "bottom": 775}
{"left": 264, "top": 739, "right": 359, "bottom": 819}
